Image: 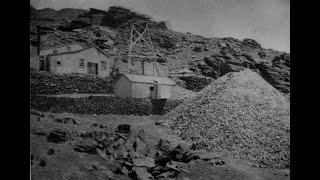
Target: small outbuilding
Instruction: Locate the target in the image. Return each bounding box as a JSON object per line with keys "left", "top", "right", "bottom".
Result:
{"left": 114, "top": 74, "right": 176, "bottom": 99}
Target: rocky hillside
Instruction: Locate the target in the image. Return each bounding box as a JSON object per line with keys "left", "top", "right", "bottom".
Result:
{"left": 30, "top": 5, "right": 290, "bottom": 94}
{"left": 30, "top": 6, "right": 88, "bottom": 26}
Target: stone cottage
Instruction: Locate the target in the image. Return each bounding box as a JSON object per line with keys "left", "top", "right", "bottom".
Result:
{"left": 30, "top": 43, "right": 114, "bottom": 78}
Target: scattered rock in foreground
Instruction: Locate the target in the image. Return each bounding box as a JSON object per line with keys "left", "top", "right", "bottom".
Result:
{"left": 74, "top": 123, "right": 226, "bottom": 180}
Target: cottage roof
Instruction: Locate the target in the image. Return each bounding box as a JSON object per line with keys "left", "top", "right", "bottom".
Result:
{"left": 30, "top": 42, "right": 87, "bottom": 57}
{"left": 123, "top": 74, "right": 176, "bottom": 85}
{"left": 47, "top": 45, "right": 110, "bottom": 58}
{"left": 40, "top": 42, "right": 86, "bottom": 51}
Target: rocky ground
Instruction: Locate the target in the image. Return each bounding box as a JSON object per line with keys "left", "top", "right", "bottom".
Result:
{"left": 30, "top": 5, "right": 290, "bottom": 180}
{"left": 30, "top": 69, "right": 290, "bottom": 179}
{"left": 30, "top": 110, "right": 290, "bottom": 180}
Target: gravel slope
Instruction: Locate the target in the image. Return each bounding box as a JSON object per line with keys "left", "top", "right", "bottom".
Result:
{"left": 171, "top": 86, "right": 196, "bottom": 101}
{"left": 163, "top": 69, "right": 290, "bottom": 169}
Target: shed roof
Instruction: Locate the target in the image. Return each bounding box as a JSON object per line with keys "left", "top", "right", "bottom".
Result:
{"left": 123, "top": 74, "right": 176, "bottom": 85}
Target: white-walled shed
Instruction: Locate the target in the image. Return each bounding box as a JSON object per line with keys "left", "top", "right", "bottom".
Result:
{"left": 114, "top": 74, "right": 176, "bottom": 99}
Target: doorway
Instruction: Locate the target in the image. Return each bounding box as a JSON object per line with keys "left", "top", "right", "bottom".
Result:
{"left": 39, "top": 60, "right": 45, "bottom": 71}
{"left": 87, "top": 62, "right": 98, "bottom": 75}
{"left": 150, "top": 81, "right": 158, "bottom": 99}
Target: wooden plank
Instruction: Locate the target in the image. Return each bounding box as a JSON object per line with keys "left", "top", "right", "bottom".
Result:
{"left": 127, "top": 55, "right": 157, "bottom": 58}
{"left": 146, "top": 25, "right": 158, "bottom": 76}
{"left": 128, "top": 25, "right": 134, "bottom": 73}
{"left": 131, "top": 27, "right": 150, "bottom": 49}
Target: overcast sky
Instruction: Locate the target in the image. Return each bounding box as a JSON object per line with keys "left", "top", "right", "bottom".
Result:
{"left": 31, "top": 0, "right": 290, "bottom": 53}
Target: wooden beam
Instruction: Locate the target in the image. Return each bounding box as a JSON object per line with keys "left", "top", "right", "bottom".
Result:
{"left": 114, "top": 40, "right": 123, "bottom": 69}
{"left": 127, "top": 55, "right": 158, "bottom": 58}
{"left": 132, "top": 26, "right": 152, "bottom": 50}
{"left": 128, "top": 25, "right": 134, "bottom": 73}
{"left": 138, "top": 36, "right": 145, "bottom": 75}
{"left": 120, "top": 22, "right": 159, "bottom": 76}
{"left": 154, "top": 61, "right": 160, "bottom": 76}
{"left": 146, "top": 25, "right": 158, "bottom": 76}
{"left": 141, "top": 60, "right": 145, "bottom": 75}
{"left": 153, "top": 61, "right": 155, "bottom": 75}
{"left": 130, "top": 27, "right": 148, "bottom": 48}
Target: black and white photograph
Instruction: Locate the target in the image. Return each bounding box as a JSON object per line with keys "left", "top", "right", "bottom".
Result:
{"left": 29, "top": 0, "right": 290, "bottom": 179}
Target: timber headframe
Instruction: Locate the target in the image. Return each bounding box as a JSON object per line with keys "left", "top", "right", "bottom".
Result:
{"left": 114, "top": 20, "right": 160, "bottom": 75}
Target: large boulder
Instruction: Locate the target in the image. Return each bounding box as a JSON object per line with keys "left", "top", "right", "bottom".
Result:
{"left": 203, "top": 56, "right": 234, "bottom": 78}
{"left": 242, "top": 38, "right": 262, "bottom": 49}
{"left": 258, "top": 51, "right": 267, "bottom": 59}
{"left": 178, "top": 76, "right": 212, "bottom": 92}
{"left": 57, "top": 18, "right": 91, "bottom": 31}
{"left": 274, "top": 53, "right": 290, "bottom": 67}
{"left": 256, "top": 62, "right": 290, "bottom": 94}
{"left": 101, "top": 6, "right": 150, "bottom": 28}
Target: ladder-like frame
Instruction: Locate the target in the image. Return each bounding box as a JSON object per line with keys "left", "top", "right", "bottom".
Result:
{"left": 115, "top": 21, "right": 160, "bottom": 75}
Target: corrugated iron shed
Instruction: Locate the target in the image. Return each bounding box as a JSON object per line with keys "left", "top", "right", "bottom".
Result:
{"left": 123, "top": 74, "right": 176, "bottom": 85}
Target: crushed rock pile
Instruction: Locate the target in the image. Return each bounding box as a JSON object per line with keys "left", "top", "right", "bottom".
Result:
{"left": 171, "top": 86, "right": 196, "bottom": 101}
{"left": 162, "top": 69, "right": 290, "bottom": 169}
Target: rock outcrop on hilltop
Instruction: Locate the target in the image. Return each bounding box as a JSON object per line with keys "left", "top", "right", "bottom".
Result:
{"left": 30, "top": 5, "right": 38, "bottom": 20}
{"left": 193, "top": 41, "right": 290, "bottom": 93}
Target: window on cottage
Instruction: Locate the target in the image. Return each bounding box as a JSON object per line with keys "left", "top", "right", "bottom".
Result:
{"left": 56, "top": 61, "right": 61, "bottom": 66}
{"left": 101, "top": 61, "right": 106, "bottom": 70}
{"left": 39, "top": 55, "right": 44, "bottom": 60}
{"left": 79, "top": 59, "right": 84, "bottom": 68}
{"left": 150, "top": 86, "right": 154, "bottom": 91}
{"left": 53, "top": 50, "right": 58, "bottom": 53}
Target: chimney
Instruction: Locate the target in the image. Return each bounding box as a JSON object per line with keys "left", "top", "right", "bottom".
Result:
{"left": 37, "top": 26, "right": 41, "bottom": 56}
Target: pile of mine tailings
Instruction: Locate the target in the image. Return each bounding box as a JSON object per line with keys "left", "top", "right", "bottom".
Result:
{"left": 162, "top": 69, "right": 290, "bottom": 169}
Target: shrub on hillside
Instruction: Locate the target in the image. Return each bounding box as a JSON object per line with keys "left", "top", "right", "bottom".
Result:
{"left": 178, "top": 76, "right": 212, "bottom": 92}
{"left": 101, "top": 6, "right": 150, "bottom": 28}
